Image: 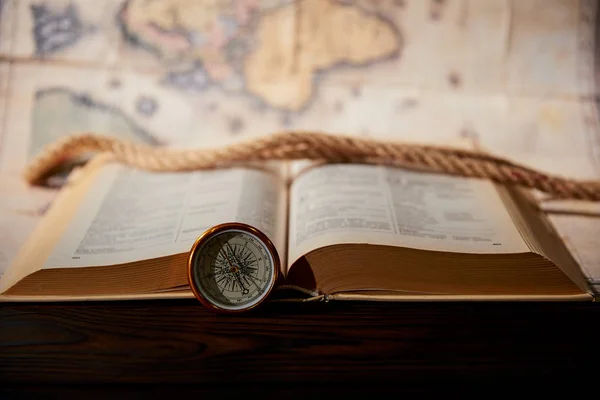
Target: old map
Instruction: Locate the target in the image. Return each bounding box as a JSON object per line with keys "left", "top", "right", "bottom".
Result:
{"left": 0, "top": 0, "right": 599, "bottom": 287}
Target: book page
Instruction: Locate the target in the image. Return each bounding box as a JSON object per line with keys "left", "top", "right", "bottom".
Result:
{"left": 547, "top": 214, "right": 600, "bottom": 294}
{"left": 0, "top": 176, "right": 57, "bottom": 281}
{"left": 41, "top": 162, "right": 286, "bottom": 270}
{"left": 288, "top": 164, "right": 529, "bottom": 268}
{"left": 0, "top": 211, "right": 42, "bottom": 281}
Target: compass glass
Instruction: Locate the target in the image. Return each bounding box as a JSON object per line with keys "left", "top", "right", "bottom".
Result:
{"left": 189, "top": 227, "right": 277, "bottom": 311}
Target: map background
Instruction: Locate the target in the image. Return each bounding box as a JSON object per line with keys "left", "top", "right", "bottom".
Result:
{"left": 0, "top": 0, "right": 598, "bottom": 173}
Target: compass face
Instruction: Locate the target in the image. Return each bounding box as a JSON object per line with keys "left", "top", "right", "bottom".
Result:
{"left": 188, "top": 225, "right": 278, "bottom": 312}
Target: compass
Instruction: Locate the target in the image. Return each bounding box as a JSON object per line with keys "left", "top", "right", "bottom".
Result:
{"left": 187, "top": 222, "right": 280, "bottom": 313}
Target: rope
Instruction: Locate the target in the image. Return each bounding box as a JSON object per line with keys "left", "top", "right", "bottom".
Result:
{"left": 23, "top": 131, "right": 600, "bottom": 201}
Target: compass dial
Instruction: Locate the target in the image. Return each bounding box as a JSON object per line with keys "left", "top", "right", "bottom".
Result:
{"left": 188, "top": 223, "right": 279, "bottom": 312}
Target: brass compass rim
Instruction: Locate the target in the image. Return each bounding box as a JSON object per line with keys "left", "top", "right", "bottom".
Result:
{"left": 187, "top": 222, "right": 280, "bottom": 313}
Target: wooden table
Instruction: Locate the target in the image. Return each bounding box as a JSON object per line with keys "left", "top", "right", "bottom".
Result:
{"left": 1, "top": 300, "right": 598, "bottom": 394}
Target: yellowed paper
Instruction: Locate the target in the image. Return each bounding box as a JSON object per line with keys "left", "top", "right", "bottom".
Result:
{"left": 547, "top": 214, "right": 600, "bottom": 292}
{"left": 41, "top": 162, "right": 286, "bottom": 270}
{"left": 0, "top": 175, "right": 57, "bottom": 280}
{"left": 288, "top": 164, "right": 529, "bottom": 268}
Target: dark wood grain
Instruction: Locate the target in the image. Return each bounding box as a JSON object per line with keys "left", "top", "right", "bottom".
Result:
{"left": 1, "top": 300, "right": 599, "bottom": 392}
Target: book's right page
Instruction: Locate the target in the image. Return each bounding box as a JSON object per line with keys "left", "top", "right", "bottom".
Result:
{"left": 287, "top": 163, "right": 530, "bottom": 270}
{"left": 533, "top": 160, "right": 600, "bottom": 295}
{"left": 547, "top": 214, "right": 600, "bottom": 294}
{"left": 286, "top": 162, "right": 592, "bottom": 300}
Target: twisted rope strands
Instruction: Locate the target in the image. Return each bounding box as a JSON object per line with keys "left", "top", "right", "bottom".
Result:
{"left": 23, "top": 131, "right": 600, "bottom": 201}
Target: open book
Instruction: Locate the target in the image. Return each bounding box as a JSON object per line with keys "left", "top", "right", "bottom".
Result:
{"left": 0, "top": 155, "right": 593, "bottom": 302}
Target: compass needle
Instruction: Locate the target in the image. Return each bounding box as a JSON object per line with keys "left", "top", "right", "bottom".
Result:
{"left": 188, "top": 223, "right": 280, "bottom": 313}
{"left": 244, "top": 272, "right": 263, "bottom": 289}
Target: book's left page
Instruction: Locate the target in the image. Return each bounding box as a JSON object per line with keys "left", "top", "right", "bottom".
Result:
{"left": 0, "top": 176, "right": 57, "bottom": 281}
{"left": 0, "top": 156, "right": 287, "bottom": 297}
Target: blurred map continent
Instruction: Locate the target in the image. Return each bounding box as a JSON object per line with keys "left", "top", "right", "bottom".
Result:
{"left": 118, "top": 0, "right": 401, "bottom": 111}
